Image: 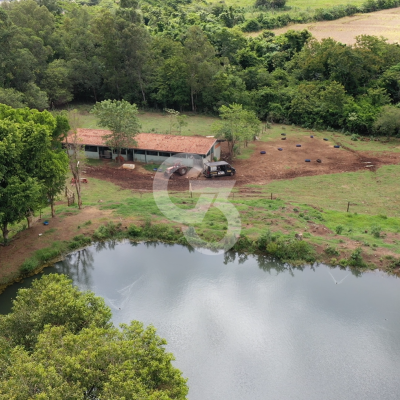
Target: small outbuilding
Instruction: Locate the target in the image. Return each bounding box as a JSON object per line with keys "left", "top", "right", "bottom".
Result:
{"left": 65, "top": 129, "right": 221, "bottom": 167}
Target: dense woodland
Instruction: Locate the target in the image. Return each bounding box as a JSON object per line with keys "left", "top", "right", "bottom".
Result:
{"left": 1, "top": 0, "right": 400, "bottom": 135}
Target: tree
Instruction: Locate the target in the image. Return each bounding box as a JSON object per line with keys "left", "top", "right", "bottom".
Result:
{"left": 91, "top": 100, "right": 141, "bottom": 162}
{"left": 0, "top": 88, "right": 25, "bottom": 108}
{"left": 0, "top": 274, "right": 112, "bottom": 350}
{"left": 184, "top": 26, "right": 220, "bottom": 112}
{"left": 0, "top": 274, "right": 189, "bottom": 399}
{"left": 212, "top": 103, "right": 260, "bottom": 157}
{"left": 0, "top": 105, "right": 67, "bottom": 242}
{"left": 66, "top": 110, "right": 86, "bottom": 209}
{"left": 256, "top": 0, "right": 286, "bottom": 8}
{"left": 164, "top": 108, "right": 188, "bottom": 134}
{"left": 41, "top": 59, "right": 73, "bottom": 107}
{"left": 373, "top": 105, "right": 400, "bottom": 138}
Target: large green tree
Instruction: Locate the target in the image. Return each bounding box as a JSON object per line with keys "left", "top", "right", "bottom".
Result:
{"left": 184, "top": 26, "right": 220, "bottom": 112}
{"left": 0, "top": 105, "right": 68, "bottom": 242}
{"left": 0, "top": 274, "right": 189, "bottom": 399}
{"left": 91, "top": 99, "right": 141, "bottom": 161}
{"left": 213, "top": 103, "right": 260, "bottom": 156}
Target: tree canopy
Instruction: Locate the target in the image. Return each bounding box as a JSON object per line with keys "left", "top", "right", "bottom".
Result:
{"left": 0, "top": 274, "right": 189, "bottom": 399}
{"left": 213, "top": 103, "right": 260, "bottom": 157}
{"left": 91, "top": 99, "right": 141, "bottom": 161}
{"left": 0, "top": 104, "right": 69, "bottom": 243}
{"left": 1, "top": 0, "right": 400, "bottom": 135}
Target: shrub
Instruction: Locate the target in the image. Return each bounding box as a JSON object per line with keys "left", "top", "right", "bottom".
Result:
{"left": 255, "top": 0, "right": 286, "bottom": 8}
{"left": 68, "top": 235, "right": 92, "bottom": 250}
{"left": 93, "top": 222, "right": 123, "bottom": 241}
{"left": 127, "top": 224, "right": 142, "bottom": 237}
{"left": 20, "top": 258, "right": 40, "bottom": 274}
{"left": 335, "top": 225, "right": 344, "bottom": 234}
{"left": 347, "top": 247, "right": 368, "bottom": 268}
{"left": 143, "top": 223, "right": 181, "bottom": 242}
{"left": 371, "top": 224, "right": 381, "bottom": 238}
{"left": 266, "top": 238, "right": 316, "bottom": 263}
{"left": 257, "top": 229, "right": 273, "bottom": 250}
{"left": 232, "top": 234, "right": 255, "bottom": 252}
{"left": 325, "top": 246, "right": 339, "bottom": 256}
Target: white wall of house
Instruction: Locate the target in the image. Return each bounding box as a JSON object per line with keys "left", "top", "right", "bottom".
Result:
{"left": 85, "top": 150, "right": 99, "bottom": 159}
{"left": 71, "top": 141, "right": 218, "bottom": 164}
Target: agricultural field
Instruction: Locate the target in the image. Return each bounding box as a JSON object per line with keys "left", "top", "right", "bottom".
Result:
{"left": 221, "top": 0, "right": 366, "bottom": 10}
{"left": 270, "top": 7, "right": 400, "bottom": 44}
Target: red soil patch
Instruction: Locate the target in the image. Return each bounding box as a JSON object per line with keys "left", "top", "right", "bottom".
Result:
{"left": 83, "top": 135, "right": 399, "bottom": 190}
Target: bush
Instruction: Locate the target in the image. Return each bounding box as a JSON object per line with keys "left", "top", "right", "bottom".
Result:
{"left": 143, "top": 223, "right": 181, "bottom": 242}
{"left": 371, "top": 225, "right": 382, "bottom": 238}
{"left": 127, "top": 224, "right": 142, "bottom": 237}
{"left": 255, "top": 0, "right": 286, "bottom": 8}
{"left": 20, "top": 258, "right": 40, "bottom": 274}
{"left": 266, "top": 238, "right": 316, "bottom": 263}
{"left": 257, "top": 229, "right": 272, "bottom": 250}
{"left": 241, "top": 18, "right": 261, "bottom": 32}
{"left": 68, "top": 235, "right": 92, "bottom": 250}
{"left": 335, "top": 225, "right": 344, "bottom": 234}
{"left": 93, "top": 222, "right": 123, "bottom": 241}
{"left": 232, "top": 234, "right": 255, "bottom": 252}
{"left": 347, "top": 247, "right": 368, "bottom": 268}
{"left": 325, "top": 246, "right": 340, "bottom": 256}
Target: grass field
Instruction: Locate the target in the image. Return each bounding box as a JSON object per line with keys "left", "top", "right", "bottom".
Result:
{"left": 257, "top": 165, "right": 400, "bottom": 216}
{"left": 73, "top": 105, "right": 217, "bottom": 136}
{"left": 71, "top": 173, "right": 400, "bottom": 257}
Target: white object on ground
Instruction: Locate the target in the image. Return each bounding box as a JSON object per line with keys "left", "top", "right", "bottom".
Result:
{"left": 122, "top": 164, "right": 135, "bottom": 170}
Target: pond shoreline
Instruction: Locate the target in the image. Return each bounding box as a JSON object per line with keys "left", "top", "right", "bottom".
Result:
{"left": 1, "top": 219, "right": 398, "bottom": 296}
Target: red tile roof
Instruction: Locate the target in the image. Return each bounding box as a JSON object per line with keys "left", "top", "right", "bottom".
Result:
{"left": 68, "top": 129, "right": 216, "bottom": 155}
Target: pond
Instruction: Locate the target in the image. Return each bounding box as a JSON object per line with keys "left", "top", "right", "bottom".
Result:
{"left": 1, "top": 241, "right": 400, "bottom": 400}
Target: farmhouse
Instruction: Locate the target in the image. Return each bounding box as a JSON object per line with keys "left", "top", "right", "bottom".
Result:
{"left": 66, "top": 129, "right": 221, "bottom": 166}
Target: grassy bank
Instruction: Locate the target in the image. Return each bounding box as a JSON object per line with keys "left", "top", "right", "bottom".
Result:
{"left": 6, "top": 214, "right": 398, "bottom": 295}
{"left": 1, "top": 172, "right": 399, "bottom": 292}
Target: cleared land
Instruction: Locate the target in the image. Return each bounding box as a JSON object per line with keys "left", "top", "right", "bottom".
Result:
{"left": 222, "top": 0, "right": 365, "bottom": 10}
{"left": 270, "top": 7, "right": 400, "bottom": 44}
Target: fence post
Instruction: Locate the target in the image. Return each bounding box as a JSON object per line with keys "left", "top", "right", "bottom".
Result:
{"left": 347, "top": 201, "right": 350, "bottom": 212}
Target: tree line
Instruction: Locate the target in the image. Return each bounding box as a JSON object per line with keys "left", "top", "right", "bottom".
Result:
{"left": 1, "top": 0, "right": 400, "bottom": 136}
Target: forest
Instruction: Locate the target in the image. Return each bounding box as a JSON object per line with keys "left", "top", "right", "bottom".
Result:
{"left": 1, "top": 0, "right": 400, "bottom": 135}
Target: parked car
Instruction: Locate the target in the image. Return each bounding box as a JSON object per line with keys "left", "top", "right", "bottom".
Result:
{"left": 203, "top": 161, "right": 236, "bottom": 178}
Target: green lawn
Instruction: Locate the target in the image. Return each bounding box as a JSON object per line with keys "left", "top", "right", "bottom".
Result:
{"left": 72, "top": 105, "right": 218, "bottom": 137}
{"left": 253, "top": 165, "right": 400, "bottom": 217}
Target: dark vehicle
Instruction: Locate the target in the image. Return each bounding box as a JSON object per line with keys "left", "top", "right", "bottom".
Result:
{"left": 203, "top": 161, "right": 236, "bottom": 178}
{"left": 164, "top": 161, "right": 188, "bottom": 177}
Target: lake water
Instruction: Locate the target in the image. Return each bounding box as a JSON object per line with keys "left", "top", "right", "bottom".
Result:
{"left": 1, "top": 241, "right": 400, "bottom": 400}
